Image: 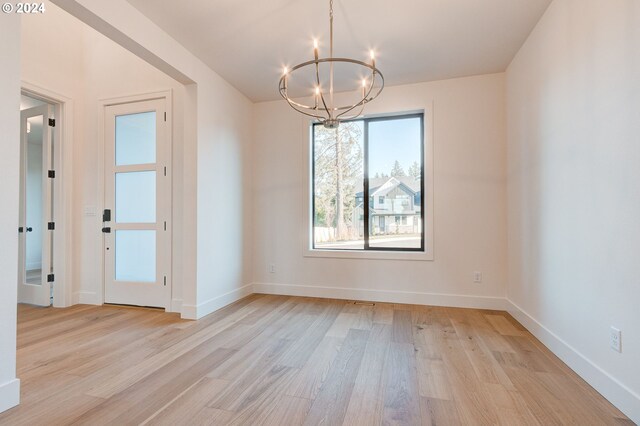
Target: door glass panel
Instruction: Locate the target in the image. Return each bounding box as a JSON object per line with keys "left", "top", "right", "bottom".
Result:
{"left": 25, "top": 115, "right": 44, "bottom": 285}
{"left": 115, "top": 111, "right": 156, "bottom": 165}
{"left": 115, "top": 230, "right": 156, "bottom": 282}
{"left": 115, "top": 171, "right": 156, "bottom": 223}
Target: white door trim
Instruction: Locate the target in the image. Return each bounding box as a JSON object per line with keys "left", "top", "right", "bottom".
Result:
{"left": 21, "top": 82, "right": 74, "bottom": 308}
{"left": 98, "top": 90, "right": 173, "bottom": 310}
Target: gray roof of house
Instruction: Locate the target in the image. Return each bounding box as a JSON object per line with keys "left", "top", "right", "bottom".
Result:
{"left": 354, "top": 176, "right": 420, "bottom": 197}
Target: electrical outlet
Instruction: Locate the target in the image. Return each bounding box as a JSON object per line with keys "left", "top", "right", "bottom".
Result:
{"left": 610, "top": 327, "right": 621, "bottom": 352}
{"left": 268, "top": 263, "right": 276, "bottom": 274}
{"left": 473, "top": 271, "right": 482, "bottom": 283}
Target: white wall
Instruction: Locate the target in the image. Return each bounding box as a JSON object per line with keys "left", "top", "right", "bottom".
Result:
{"left": 0, "top": 13, "right": 21, "bottom": 413}
{"left": 252, "top": 73, "right": 507, "bottom": 307}
{"left": 506, "top": 0, "right": 640, "bottom": 421}
{"left": 21, "top": 1, "right": 188, "bottom": 309}
{"left": 49, "top": 0, "right": 254, "bottom": 319}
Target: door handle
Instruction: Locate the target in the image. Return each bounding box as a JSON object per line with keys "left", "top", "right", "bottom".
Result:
{"left": 26, "top": 227, "right": 33, "bottom": 232}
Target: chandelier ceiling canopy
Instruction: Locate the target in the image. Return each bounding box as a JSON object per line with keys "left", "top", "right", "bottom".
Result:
{"left": 278, "top": 0, "right": 384, "bottom": 128}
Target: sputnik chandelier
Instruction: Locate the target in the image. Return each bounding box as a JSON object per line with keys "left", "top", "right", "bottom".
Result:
{"left": 278, "top": 0, "right": 384, "bottom": 128}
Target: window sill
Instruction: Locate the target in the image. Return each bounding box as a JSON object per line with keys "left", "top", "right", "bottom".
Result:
{"left": 303, "top": 248, "right": 434, "bottom": 261}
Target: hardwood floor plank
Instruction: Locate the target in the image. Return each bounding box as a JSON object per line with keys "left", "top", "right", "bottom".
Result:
{"left": 261, "top": 395, "right": 311, "bottom": 426}
{"left": 143, "top": 378, "right": 229, "bottom": 426}
{"left": 485, "top": 314, "right": 525, "bottom": 337}
{"left": 416, "top": 357, "right": 453, "bottom": 400}
{"left": 382, "top": 342, "right": 421, "bottom": 425}
{"left": 420, "top": 396, "right": 464, "bottom": 426}
{"left": 208, "top": 339, "right": 294, "bottom": 411}
{"left": 372, "top": 303, "right": 394, "bottom": 325}
{"left": 286, "top": 336, "right": 343, "bottom": 400}
{"left": 391, "top": 309, "right": 414, "bottom": 344}
{"left": 226, "top": 365, "right": 299, "bottom": 425}
{"left": 303, "top": 328, "right": 369, "bottom": 425}
{"left": 342, "top": 323, "right": 391, "bottom": 426}
{"left": 277, "top": 301, "right": 343, "bottom": 368}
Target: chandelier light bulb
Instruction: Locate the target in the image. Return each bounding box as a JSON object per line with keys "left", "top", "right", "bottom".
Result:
{"left": 315, "top": 86, "right": 321, "bottom": 95}
{"left": 313, "top": 39, "right": 319, "bottom": 49}
{"left": 370, "top": 50, "right": 375, "bottom": 60}
{"left": 282, "top": 66, "right": 288, "bottom": 75}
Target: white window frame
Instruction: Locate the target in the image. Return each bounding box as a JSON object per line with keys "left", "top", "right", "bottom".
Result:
{"left": 302, "top": 105, "right": 435, "bottom": 261}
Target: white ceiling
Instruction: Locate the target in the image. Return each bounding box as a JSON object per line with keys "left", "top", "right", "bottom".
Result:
{"left": 127, "top": 0, "right": 551, "bottom": 102}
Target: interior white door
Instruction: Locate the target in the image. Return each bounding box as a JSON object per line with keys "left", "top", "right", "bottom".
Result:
{"left": 104, "top": 99, "right": 171, "bottom": 309}
{"left": 18, "top": 105, "right": 53, "bottom": 306}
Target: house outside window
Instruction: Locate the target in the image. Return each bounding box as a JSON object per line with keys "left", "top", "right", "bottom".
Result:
{"left": 311, "top": 113, "right": 424, "bottom": 252}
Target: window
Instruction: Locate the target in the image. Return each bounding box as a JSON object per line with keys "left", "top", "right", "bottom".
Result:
{"left": 312, "top": 113, "right": 424, "bottom": 252}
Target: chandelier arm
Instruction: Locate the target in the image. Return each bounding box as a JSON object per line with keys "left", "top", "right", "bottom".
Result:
{"left": 336, "top": 100, "right": 366, "bottom": 121}
{"left": 335, "top": 75, "right": 377, "bottom": 120}
{"left": 281, "top": 90, "right": 329, "bottom": 113}
{"left": 288, "top": 101, "right": 329, "bottom": 121}
{"left": 280, "top": 85, "right": 327, "bottom": 120}
{"left": 314, "top": 61, "right": 331, "bottom": 115}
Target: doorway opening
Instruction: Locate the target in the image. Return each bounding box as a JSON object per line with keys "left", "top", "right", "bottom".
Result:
{"left": 18, "top": 94, "right": 55, "bottom": 307}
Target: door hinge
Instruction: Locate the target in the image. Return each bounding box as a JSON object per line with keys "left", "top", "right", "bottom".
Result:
{"left": 47, "top": 222, "right": 55, "bottom": 230}
{"left": 48, "top": 118, "right": 55, "bottom": 127}
{"left": 48, "top": 170, "right": 55, "bottom": 178}
{"left": 47, "top": 274, "right": 54, "bottom": 283}
{"left": 163, "top": 276, "right": 167, "bottom": 286}
{"left": 164, "top": 221, "right": 167, "bottom": 231}
{"left": 18, "top": 226, "right": 24, "bottom": 233}
{"left": 101, "top": 226, "right": 111, "bottom": 233}
{"left": 164, "top": 111, "right": 166, "bottom": 122}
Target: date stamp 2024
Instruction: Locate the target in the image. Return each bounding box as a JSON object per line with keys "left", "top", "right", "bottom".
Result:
{"left": 2, "top": 2, "right": 46, "bottom": 14}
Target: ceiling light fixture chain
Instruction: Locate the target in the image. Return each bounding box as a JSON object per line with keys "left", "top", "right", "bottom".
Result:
{"left": 278, "top": 0, "right": 384, "bottom": 128}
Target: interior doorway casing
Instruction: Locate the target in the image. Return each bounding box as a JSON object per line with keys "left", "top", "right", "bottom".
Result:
{"left": 21, "top": 82, "right": 73, "bottom": 308}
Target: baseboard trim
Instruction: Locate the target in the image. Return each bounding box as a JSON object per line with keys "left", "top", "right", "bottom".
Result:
{"left": 170, "top": 298, "right": 182, "bottom": 313}
{"left": 181, "top": 283, "right": 254, "bottom": 320}
{"left": 253, "top": 282, "right": 507, "bottom": 311}
{"left": 506, "top": 299, "right": 640, "bottom": 424}
{"left": 0, "top": 378, "right": 20, "bottom": 413}
{"left": 72, "top": 291, "right": 101, "bottom": 305}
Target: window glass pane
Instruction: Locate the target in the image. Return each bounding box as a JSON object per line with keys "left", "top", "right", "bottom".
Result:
{"left": 368, "top": 117, "right": 422, "bottom": 249}
{"left": 115, "top": 230, "right": 156, "bottom": 282}
{"left": 115, "top": 171, "right": 156, "bottom": 223}
{"left": 313, "top": 121, "right": 364, "bottom": 249}
{"left": 116, "top": 111, "right": 156, "bottom": 165}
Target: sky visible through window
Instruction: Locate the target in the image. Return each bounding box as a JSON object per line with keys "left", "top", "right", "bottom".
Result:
{"left": 369, "top": 117, "right": 421, "bottom": 176}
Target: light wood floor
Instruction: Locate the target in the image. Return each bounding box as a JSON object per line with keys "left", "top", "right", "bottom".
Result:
{"left": 0, "top": 295, "right": 632, "bottom": 425}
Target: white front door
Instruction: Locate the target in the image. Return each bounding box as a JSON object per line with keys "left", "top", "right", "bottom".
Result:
{"left": 103, "top": 99, "right": 171, "bottom": 309}
{"left": 18, "top": 105, "right": 53, "bottom": 306}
